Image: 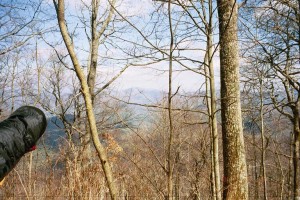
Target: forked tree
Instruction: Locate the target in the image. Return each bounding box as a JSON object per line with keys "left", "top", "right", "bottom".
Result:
{"left": 53, "top": 0, "right": 118, "bottom": 199}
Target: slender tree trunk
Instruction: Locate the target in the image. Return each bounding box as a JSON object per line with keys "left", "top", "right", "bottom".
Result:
{"left": 205, "top": 28, "right": 221, "bottom": 200}
{"left": 82, "top": 0, "right": 116, "bottom": 166}
{"left": 10, "top": 57, "right": 17, "bottom": 113}
{"left": 205, "top": 61, "right": 216, "bottom": 200}
{"left": 207, "top": 23, "right": 221, "bottom": 200}
{"left": 88, "top": 0, "right": 100, "bottom": 103}
{"left": 217, "top": 0, "right": 248, "bottom": 199}
{"left": 259, "top": 78, "right": 268, "bottom": 200}
{"left": 205, "top": 51, "right": 216, "bottom": 200}
{"left": 289, "top": 132, "right": 293, "bottom": 199}
{"left": 28, "top": 40, "right": 41, "bottom": 197}
{"left": 293, "top": 107, "right": 300, "bottom": 200}
{"left": 252, "top": 129, "right": 259, "bottom": 200}
{"left": 34, "top": 39, "right": 41, "bottom": 105}
{"left": 81, "top": 0, "right": 100, "bottom": 167}
{"left": 273, "top": 135, "right": 285, "bottom": 200}
{"left": 203, "top": 2, "right": 221, "bottom": 199}
{"left": 167, "top": 1, "right": 174, "bottom": 199}
{"left": 54, "top": 1, "right": 118, "bottom": 199}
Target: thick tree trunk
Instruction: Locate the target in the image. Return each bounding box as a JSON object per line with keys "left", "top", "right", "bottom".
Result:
{"left": 217, "top": 0, "right": 248, "bottom": 199}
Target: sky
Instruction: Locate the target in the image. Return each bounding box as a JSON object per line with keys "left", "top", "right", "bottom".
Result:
{"left": 116, "top": 64, "right": 208, "bottom": 92}
{"left": 38, "top": 0, "right": 221, "bottom": 94}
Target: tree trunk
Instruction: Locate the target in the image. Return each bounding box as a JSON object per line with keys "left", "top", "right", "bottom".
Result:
{"left": 207, "top": 24, "right": 221, "bottom": 200}
{"left": 217, "top": 0, "right": 248, "bottom": 199}
{"left": 293, "top": 106, "right": 300, "bottom": 200}
{"left": 259, "top": 78, "right": 268, "bottom": 200}
{"left": 205, "top": 58, "right": 216, "bottom": 200}
{"left": 253, "top": 129, "right": 259, "bottom": 200}
{"left": 88, "top": 0, "right": 100, "bottom": 103}
{"left": 81, "top": 0, "right": 100, "bottom": 167}
{"left": 167, "top": 1, "right": 174, "bottom": 199}
{"left": 289, "top": 132, "right": 293, "bottom": 199}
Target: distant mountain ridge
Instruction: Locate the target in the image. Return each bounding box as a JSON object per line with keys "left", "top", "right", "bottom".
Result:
{"left": 42, "top": 115, "right": 74, "bottom": 149}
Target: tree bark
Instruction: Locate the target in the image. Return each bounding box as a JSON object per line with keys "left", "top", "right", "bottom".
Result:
{"left": 217, "top": 0, "right": 248, "bottom": 199}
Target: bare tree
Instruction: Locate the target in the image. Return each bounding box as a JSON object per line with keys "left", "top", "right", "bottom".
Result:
{"left": 240, "top": 0, "right": 300, "bottom": 198}
{"left": 0, "top": 0, "right": 42, "bottom": 55}
{"left": 166, "top": 1, "right": 175, "bottom": 199}
{"left": 53, "top": 0, "right": 118, "bottom": 198}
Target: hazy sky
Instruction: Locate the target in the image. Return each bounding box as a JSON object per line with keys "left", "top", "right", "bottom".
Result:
{"left": 41, "top": 0, "right": 221, "bottom": 93}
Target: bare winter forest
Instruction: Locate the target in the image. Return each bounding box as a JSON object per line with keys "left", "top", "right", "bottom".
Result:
{"left": 0, "top": 0, "right": 299, "bottom": 199}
